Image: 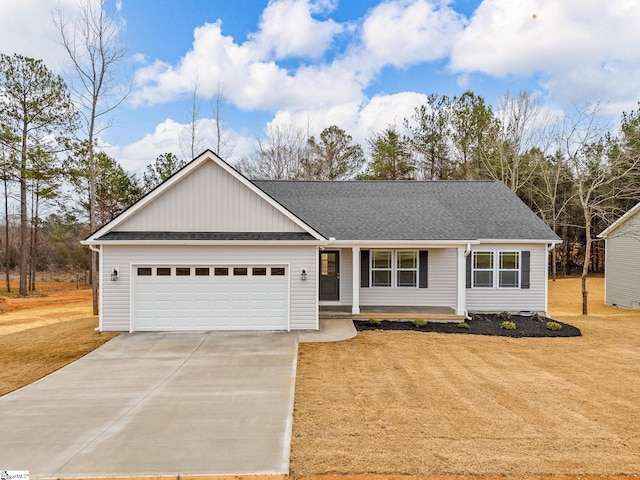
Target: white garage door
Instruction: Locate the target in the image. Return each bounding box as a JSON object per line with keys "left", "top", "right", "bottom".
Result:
{"left": 133, "top": 265, "right": 289, "bottom": 331}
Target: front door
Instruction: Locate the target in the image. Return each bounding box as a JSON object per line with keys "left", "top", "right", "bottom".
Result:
{"left": 319, "top": 250, "right": 340, "bottom": 301}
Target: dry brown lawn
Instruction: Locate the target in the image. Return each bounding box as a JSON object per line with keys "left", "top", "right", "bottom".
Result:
{"left": 0, "top": 282, "right": 116, "bottom": 396}
{"left": 291, "top": 277, "right": 640, "bottom": 478}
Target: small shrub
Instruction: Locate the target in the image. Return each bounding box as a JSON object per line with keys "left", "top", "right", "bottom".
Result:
{"left": 501, "top": 320, "right": 516, "bottom": 330}
{"left": 498, "top": 311, "right": 512, "bottom": 321}
{"left": 412, "top": 319, "right": 428, "bottom": 327}
{"left": 457, "top": 322, "right": 470, "bottom": 329}
{"left": 546, "top": 321, "right": 562, "bottom": 331}
{"left": 368, "top": 318, "right": 381, "bottom": 326}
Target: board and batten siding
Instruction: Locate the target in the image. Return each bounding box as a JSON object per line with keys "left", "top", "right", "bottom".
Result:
{"left": 358, "top": 248, "right": 458, "bottom": 307}
{"left": 604, "top": 212, "right": 640, "bottom": 309}
{"left": 100, "top": 244, "right": 317, "bottom": 331}
{"left": 115, "top": 160, "right": 304, "bottom": 233}
{"left": 466, "top": 243, "right": 548, "bottom": 313}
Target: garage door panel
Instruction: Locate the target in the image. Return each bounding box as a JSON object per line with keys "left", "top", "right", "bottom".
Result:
{"left": 133, "top": 265, "right": 288, "bottom": 331}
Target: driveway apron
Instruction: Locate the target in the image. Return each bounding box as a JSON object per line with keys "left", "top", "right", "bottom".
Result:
{"left": 0, "top": 331, "right": 298, "bottom": 478}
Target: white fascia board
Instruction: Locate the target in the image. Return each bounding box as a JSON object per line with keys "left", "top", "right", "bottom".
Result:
{"left": 476, "top": 238, "right": 563, "bottom": 245}
{"left": 86, "top": 150, "right": 326, "bottom": 242}
{"left": 81, "top": 239, "right": 322, "bottom": 247}
{"left": 598, "top": 202, "right": 640, "bottom": 238}
{"left": 322, "top": 239, "right": 481, "bottom": 249}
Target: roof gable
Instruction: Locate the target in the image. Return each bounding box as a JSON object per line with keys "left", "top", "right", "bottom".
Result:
{"left": 86, "top": 151, "right": 324, "bottom": 242}
{"left": 599, "top": 202, "right": 640, "bottom": 238}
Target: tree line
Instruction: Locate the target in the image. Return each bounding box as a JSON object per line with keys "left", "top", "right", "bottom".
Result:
{"left": 2, "top": 31, "right": 639, "bottom": 316}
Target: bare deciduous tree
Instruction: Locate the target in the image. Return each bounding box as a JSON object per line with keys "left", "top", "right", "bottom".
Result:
{"left": 479, "top": 90, "right": 551, "bottom": 194}
{"left": 559, "top": 102, "right": 640, "bottom": 314}
{"left": 212, "top": 81, "right": 235, "bottom": 160}
{"left": 55, "top": 0, "right": 130, "bottom": 313}
{"left": 180, "top": 77, "right": 203, "bottom": 161}
{"left": 235, "top": 124, "right": 308, "bottom": 180}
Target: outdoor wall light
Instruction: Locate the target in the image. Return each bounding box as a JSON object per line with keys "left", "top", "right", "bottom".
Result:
{"left": 300, "top": 267, "right": 307, "bottom": 281}
{"left": 111, "top": 267, "right": 119, "bottom": 281}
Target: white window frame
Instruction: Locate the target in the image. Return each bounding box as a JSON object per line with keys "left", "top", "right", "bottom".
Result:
{"left": 396, "top": 250, "right": 418, "bottom": 288}
{"left": 371, "top": 250, "right": 392, "bottom": 287}
{"left": 472, "top": 250, "right": 521, "bottom": 289}
{"left": 498, "top": 251, "right": 520, "bottom": 288}
{"left": 370, "top": 249, "right": 419, "bottom": 288}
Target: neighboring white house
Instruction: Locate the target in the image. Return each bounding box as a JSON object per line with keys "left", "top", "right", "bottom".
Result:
{"left": 599, "top": 202, "right": 640, "bottom": 310}
{"left": 82, "top": 150, "right": 561, "bottom": 332}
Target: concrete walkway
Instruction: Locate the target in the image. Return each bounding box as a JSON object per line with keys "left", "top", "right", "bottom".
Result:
{"left": 0, "top": 332, "right": 298, "bottom": 478}
{"left": 298, "top": 319, "right": 357, "bottom": 343}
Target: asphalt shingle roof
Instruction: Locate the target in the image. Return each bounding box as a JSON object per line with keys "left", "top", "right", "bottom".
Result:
{"left": 254, "top": 180, "right": 560, "bottom": 242}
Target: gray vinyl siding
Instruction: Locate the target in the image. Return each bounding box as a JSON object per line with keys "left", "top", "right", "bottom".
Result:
{"left": 101, "top": 244, "right": 317, "bottom": 331}
{"left": 115, "top": 161, "right": 304, "bottom": 233}
{"left": 466, "top": 243, "right": 548, "bottom": 313}
{"left": 604, "top": 213, "right": 640, "bottom": 309}
{"left": 359, "top": 248, "right": 457, "bottom": 307}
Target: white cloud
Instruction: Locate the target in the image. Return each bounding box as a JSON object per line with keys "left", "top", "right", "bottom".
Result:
{"left": 360, "top": 0, "right": 465, "bottom": 69}
{"left": 0, "top": 0, "right": 78, "bottom": 71}
{"left": 266, "top": 91, "right": 430, "bottom": 152}
{"left": 248, "top": 0, "right": 343, "bottom": 59}
{"left": 353, "top": 91, "right": 430, "bottom": 144}
{"left": 131, "top": 19, "right": 364, "bottom": 113}
{"left": 449, "top": 0, "right": 640, "bottom": 105}
{"left": 109, "top": 117, "right": 253, "bottom": 174}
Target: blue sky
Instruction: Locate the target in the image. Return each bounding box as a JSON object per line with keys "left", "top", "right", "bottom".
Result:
{"left": 2, "top": 0, "right": 640, "bottom": 173}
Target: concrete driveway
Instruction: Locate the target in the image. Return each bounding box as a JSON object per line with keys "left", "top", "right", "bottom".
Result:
{"left": 0, "top": 332, "right": 298, "bottom": 478}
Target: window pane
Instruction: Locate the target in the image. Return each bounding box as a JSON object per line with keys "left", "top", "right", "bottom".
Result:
{"left": 214, "top": 267, "right": 229, "bottom": 276}
{"left": 397, "top": 251, "right": 417, "bottom": 269}
{"left": 397, "top": 270, "right": 417, "bottom": 287}
{"left": 252, "top": 267, "right": 267, "bottom": 276}
{"left": 321, "top": 253, "right": 337, "bottom": 276}
{"left": 500, "top": 252, "right": 519, "bottom": 269}
{"left": 271, "top": 267, "right": 285, "bottom": 276}
{"left": 176, "top": 267, "right": 190, "bottom": 276}
{"left": 137, "top": 267, "right": 151, "bottom": 276}
{"left": 233, "top": 267, "right": 248, "bottom": 276}
{"left": 473, "top": 270, "right": 493, "bottom": 288}
{"left": 195, "top": 267, "right": 209, "bottom": 276}
{"left": 157, "top": 267, "right": 171, "bottom": 276}
{"left": 372, "top": 251, "right": 391, "bottom": 269}
{"left": 474, "top": 252, "right": 493, "bottom": 269}
{"left": 372, "top": 270, "right": 391, "bottom": 287}
{"left": 499, "top": 270, "right": 519, "bottom": 288}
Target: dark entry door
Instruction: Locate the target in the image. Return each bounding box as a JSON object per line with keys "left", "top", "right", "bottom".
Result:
{"left": 319, "top": 251, "right": 340, "bottom": 301}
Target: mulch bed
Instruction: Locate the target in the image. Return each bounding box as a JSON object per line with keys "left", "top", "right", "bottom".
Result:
{"left": 354, "top": 313, "right": 581, "bottom": 338}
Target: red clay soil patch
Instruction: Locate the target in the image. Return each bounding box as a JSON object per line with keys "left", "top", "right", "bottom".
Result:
{"left": 2, "top": 281, "right": 91, "bottom": 312}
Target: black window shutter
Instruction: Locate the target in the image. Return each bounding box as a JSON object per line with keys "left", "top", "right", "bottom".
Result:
{"left": 418, "top": 250, "right": 428, "bottom": 288}
{"left": 521, "top": 251, "right": 530, "bottom": 289}
{"left": 360, "top": 250, "right": 370, "bottom": 288}
{"left": 466, "top": 254, "right": 472, "bottom": 289}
